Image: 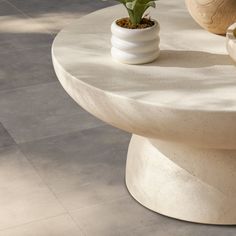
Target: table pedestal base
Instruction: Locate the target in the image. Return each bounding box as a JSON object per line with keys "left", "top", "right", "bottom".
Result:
{"left": 126, "top": 135, "right": 236, "bottom": 225}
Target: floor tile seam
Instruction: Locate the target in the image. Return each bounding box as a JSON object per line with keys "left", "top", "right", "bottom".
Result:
{"left": 40, "top": 166, "right": 126, "bottom": 199}
{"left": 0, "top": 123, "right": 17, "bottom": 147}
{"left": 68, "top": 195, "right": 129, "bottom": 215}
{"left": 118, "top": 222, "right": 159, "bottom": 235}
{"left": 0, "top": 212, "right": 68, "bottom": 232}
{"left": 18, "top": 149, "right": 68, "bottom": 212}
{"left": 17, "top": 123, "right": 108, "bottom": 146}
{"left": 4, "top": 0, "right": 32, "bottom": 18}
{"left": 67, "top": 197, "right": 133, "bottom": 236}
{"left": 0, "top": 145, "right": 67, "bottom": 213}
{"left": 3, "top": 1, "right": 117, "bottom": 36}
{"left": 64, "top": 211, "right": 87, "bottom": 236}
{"left": 21, "top": 148, "right": 86, "bottom": 235}
{"left": 67, "top": 195, "right": 130, "bottom": 235}
{"left": 0, "top": 143, "right": 17, "bottom": 152}
{"left": 68, "top": 213, "right": 88, "bottom": 236}
{"left": 0, "top": 143, "right": 83, "bottom": 234}
{"left": 4, "top": 0, "right": 55, "bottom": 36}
{"left": 70, "top": 193, "right": 165, "bottom": 235}
{"left": 18, "top": 131, "right": 127, "bottom": 233}
{"left": 0, "top": 80, "right": 58, "bottom": 95}
{"left": 1, "top": 43, "right": 55, "bottom": 54}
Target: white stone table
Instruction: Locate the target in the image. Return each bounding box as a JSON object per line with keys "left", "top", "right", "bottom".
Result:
{"left": 52, "top": 0, "right": 236, "bottom": 225}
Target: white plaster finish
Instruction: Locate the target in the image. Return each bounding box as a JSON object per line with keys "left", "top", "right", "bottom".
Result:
{"left": 111, "top": 20, "right": 160, "bottom": 64}
{"left": 126, "top": 135, "right": 236, "bottom": 224}
{"left": 52, "top": 0, "right": 236, "bottom": 224}
{"left": 227, "top": 23, "right": 236, "bottom": 63}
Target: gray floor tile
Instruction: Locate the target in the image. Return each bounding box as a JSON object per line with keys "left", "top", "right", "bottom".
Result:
{"left": 1, "top": 0, "right": 235, "bottom": 235}
{"left": 20, "top": 125, "right": 130, "bottom": 211}
{"left": 123, "top": 219, "right": 236, "bottom": 236}
{"left": 70, "top": 196, "right": 163, "bottom": 236}
{"left": 71, "top": 195, "right": 236, "bottom": 236}
{"left": 0, "top": 122, "right": 16, "bottom": 148}
{"left": 0, "top": 1, "right": 53, "bottom": 53}
{"left": 0, "top": 82, "right": 105, "bottom": 143}
{"left": 0, "top": 1, "right": 56, "bottom": 90}
{"left": 0, "top": 146, "right": 65, "bottom": 230}
{"left": 0, "top": 214, "right": 84, "bottom": 236}
{"left": 7, "top": 0, "right": 117, "bottom": 33}
{"left": 0, "top": 45, "right": 56, "bottom": 91}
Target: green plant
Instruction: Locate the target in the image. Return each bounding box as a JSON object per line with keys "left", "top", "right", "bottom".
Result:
{"left": 105, "top": 0, "right": 157, "bottom": 26}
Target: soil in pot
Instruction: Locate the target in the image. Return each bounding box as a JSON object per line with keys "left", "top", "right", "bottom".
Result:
{"left": 116, "top": 17, "right": 154, "bottom": 29}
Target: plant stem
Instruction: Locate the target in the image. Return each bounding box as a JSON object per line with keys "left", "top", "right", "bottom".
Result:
{"left": 127, "top": 9, "right": 138, "bottom": 27}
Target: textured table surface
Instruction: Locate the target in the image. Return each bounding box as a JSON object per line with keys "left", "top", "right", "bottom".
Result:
{"left": 52, "top": 0, "right": 236, "bottom": 112}
{"left": 52, "top": 0, "right": 236, "bottom": 224}
{"left": 52, "top": 0, "right": 236, "bottom": 149}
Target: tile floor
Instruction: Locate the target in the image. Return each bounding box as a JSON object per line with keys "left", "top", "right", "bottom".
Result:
{"left": 0, "top": 0, "right": 235, "bottom": 235}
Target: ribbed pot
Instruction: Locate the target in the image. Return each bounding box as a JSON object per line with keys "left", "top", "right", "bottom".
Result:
{"left": 185, "top": 0, "right": 236, "bottom": 35}
{"left": 226, "top": 23, "right": 236, "bottom": 63}
{"left": 111, "top": 20, "right": 160, "bottom": 65}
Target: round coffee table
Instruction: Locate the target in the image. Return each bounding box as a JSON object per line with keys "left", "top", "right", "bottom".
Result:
{"left": 52, "top": 0, "right": 236, "bottom": 225}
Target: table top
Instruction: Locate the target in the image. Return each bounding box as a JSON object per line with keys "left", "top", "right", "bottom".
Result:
{"left": 52, "top": 0, "right": 236, "bottom": 148}
{"left": 52, "top": 0, "right": 236, "bottom": 112}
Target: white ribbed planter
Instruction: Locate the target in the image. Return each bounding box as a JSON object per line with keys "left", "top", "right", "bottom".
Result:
{"left": 111, "top": 19, "right": 160, "bottom": 65}
{"left": 226, "top": 23, "right": 236, "bottom": 63}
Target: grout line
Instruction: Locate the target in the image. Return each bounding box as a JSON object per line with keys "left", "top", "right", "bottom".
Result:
{"left": 4, "top": 0, "right": 33, "bottom": 18}
{"left": 69, "top": 195, "right": 129, "bottom": 214}
{"left": 0, "top": 122, "right": 17, "bottom": 147}
{"left": 0, "top": 145, "right": 71, "bottom": 233}
{"left": 0, "top": 80, "right": 58, "bottom": 95}
{"left": 0, "top": 213, "right": 67, "bottom": 232}
{"left": 2, "top": 42, "right": 56, "bottom": 54}
{"left": 0, "top": 143, "right": 17, "bottom": 152}
{"left": 67, "top": 195, "right": 129, "bottom": 236}
{"left": 4, "top": 0, "right": 55, "bottom": 36}
{"left": 64, "top": 212, "right": 87, "bottom": 236}
{"left": 15, "top": 121, "right": 107, "bottom": 145}
{"left": 21, "top": 150, "right": 87, "bottom": 235}
{"left": 17, "top": 128, "right": 128, "bottom": 234}
{"left": 17, "top": 123, "right": 108, "bottom": 146}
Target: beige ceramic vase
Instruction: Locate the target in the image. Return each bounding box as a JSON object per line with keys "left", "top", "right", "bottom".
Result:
{"left": 185, "top": 0, "right": 236, "bottom": 35}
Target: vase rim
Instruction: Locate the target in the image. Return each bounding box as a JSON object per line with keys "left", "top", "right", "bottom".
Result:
{"left": 112, "top": 18, "right": 159, "bottom": 32}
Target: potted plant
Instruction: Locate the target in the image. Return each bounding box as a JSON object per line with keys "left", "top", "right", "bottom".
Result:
{"left": 226, "top": 23, "right": 236, "bottom": 63}
{"left": 106, "top": 0, "right": 160, "bottom": 64}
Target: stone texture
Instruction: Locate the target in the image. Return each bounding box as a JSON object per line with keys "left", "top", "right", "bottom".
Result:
{"left": 20, "top": 125, "right": 130, "bottom": 211}
{"left": 1, "top": 0, "right": 236, "bottom": 234}
{"left": 52, "top": 1, "right": 236, "bottom": 224}
{"left": 0, "top": 146, "right": 65, "bottom": 230}
{"left": 0, "top": 1, "right": 53, "bottom": 53}
{"left": 0, "top": 1, "right": 56, "bottom": 89}
{"left": 0, "top": 82, "right": 105, "bottom": 143}
{"left": 0, "top": 215, "right": 83, "bottom": 236}
{"left": 70, "top": 196, "right": 161, "bottom": 236}
{"left": 0, "top": 45, "right": 56, "bottom": 91}
{"left": 52, "top": 4, "right": 236, "bottom": 149}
